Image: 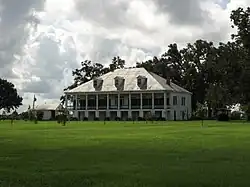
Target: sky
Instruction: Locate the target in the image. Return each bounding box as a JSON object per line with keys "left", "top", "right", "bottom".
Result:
{"left": 0, "top": 0, "right": 249, "bottom": 113}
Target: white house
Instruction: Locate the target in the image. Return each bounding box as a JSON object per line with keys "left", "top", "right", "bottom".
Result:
{"left": 35, "top": 103, "right": 64, "bottom": 120}
{"left": 64, "top": 68, "right": 192, "bottom": 121}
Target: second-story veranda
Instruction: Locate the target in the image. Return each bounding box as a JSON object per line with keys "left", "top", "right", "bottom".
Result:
{"left": 66, "top": 91, "right": 171, "bottom": 111}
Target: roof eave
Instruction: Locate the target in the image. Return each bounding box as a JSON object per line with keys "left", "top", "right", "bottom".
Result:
{"left": 64, "top": 89, "right": 192, "bottom": 95}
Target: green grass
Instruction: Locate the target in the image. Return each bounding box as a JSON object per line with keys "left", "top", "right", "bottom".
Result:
{"left": 0, "top": 120, "right": 250, "bottom": 186}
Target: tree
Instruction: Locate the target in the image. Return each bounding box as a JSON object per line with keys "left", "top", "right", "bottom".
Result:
{"left": 61, "top": 57, "right": 126, "bottom": 104}
{"left": 10, "top": 110, "right": 18, "bottom": 125}
{"left": 230, "top": 7, "right": 250, "bottom": 51}
{"left": 0, "top": 78, "right": 23, "bottom": 112}
{"left": 109, "top": 56, "right": 125, "bottom": 71}
{"left": 195, "top": 103, "right": 207, "bottom": 127}
{"left": 230, "top": 7, "right": 250, "bottom": 119}
{"left": 136, "top": 40, "right": 220, "bottom": 113}
{"left": 21, "top": 111, "right": 29, "bottom": 121}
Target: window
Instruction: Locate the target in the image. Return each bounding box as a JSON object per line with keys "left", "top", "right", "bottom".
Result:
{"left": 137, "top": 78, "right": 141, "bottom": 85}
{"left": 93, "top": 80, "right": 97, "bottom": 87}
{"left": 181, "top": 97, "right": 186, "bottom": 106}
{"left": 167, "top": 98, "right": 170, "bottom": 105}
{"left": 173, "top": 96, "right": 178, "bottom": 105}
{"left": 115, "top": 79, "right": 119, "bottom": 85}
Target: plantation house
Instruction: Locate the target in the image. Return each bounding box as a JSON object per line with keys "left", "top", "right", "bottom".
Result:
{"left": 64, "top": 68, "right": 192, "bottom": 121}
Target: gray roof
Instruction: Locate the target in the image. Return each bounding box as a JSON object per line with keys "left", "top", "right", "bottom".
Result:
{"left": 35, "top": 103, "right": 63, "bottom": 111}
{"left": 65, "top": 68, "right": 191, "bottom": 94}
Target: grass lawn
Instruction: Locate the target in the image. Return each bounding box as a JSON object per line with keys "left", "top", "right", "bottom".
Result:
{"left": 0, "top": 120, "right": 250, "bottom": 187}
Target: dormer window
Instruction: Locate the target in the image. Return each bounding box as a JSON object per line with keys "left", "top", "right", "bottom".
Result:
{"left": 115, "top": 79, "right": 119, "bottom": 86}
{"left": 93, "top": 78, "right": 103, "bottom": 91}
{"left": 93, "top": 80, "right": 98, "bottom": 87}
{"left": 137, "top": 78, "right": 141, "bottom": 86}
{"left": 114, "top": 76, "right": 125, "bottom": 90}
{"left": 137, "top": 75, "right": 147, "bottom": 89}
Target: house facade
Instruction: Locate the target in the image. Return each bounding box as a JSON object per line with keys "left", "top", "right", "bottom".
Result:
{"left": 35, "top": 103, "right": 64, "bottom": 120}
{"left": 64, "top": 68, "right": 192, "bottom": 121}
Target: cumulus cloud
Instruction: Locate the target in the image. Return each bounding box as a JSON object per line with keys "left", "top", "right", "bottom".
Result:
{"left": 0, "top": 0, "right": 248, "bottom": 112}
{"left": 0, "top": 0, "right": 45, "bottom": 69}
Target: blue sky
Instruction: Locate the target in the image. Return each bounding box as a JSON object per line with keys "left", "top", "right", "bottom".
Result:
{"left": 219, "top": 0, "right": 231, "bottom": 9}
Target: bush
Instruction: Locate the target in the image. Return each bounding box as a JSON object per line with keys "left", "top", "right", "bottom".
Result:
{"left": 160, "top": 117, "right": 166, "bottom": 121}
{"left": 217, "top": 113, "right": 229, "bottom": 121}
{"left": 94, "top": 117, "right": 99, "bottom": 121}
{"left": 70, "top": 117, "right": 78, "bottom": 121}
{"left": 105, "top": 117, "right": 110, "bottom": 121}
{"left": 83, "top": 117, "right": 88, "bottom": 121}
{"left": 230, "top": 111, "right": 242, "bottom": 120}
{"left": 115, "top": 117, "right": 121, "bottom": 121}
{"left": 36, "top": 111, "right": 44, "bottom": 121}
{"left": 56, "top": 114, "right": 68, "bottom": 124}
{"left": 137, "top": 117, "right": 145, "bottom": 121}
{"left": 189, "top": 116, "right": 203, "bottom": 121}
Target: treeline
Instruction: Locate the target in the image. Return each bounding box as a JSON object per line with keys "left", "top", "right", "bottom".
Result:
{"left": 62, "top": 7, "right": 250, "bottom": 119}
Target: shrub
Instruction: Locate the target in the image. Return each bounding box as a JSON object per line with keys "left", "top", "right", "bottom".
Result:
{"left": 190, "top": 116, "right": 202, "bottom": 121}
{"left": 137, "top": 117, "right": 145, "bottom": 121}
{"left": 115, "top": 117, "right": 121, "bottom": 121}
{"left": 230, "top": 111, "right": 242, "bottom": 120}
{"left": 217, "top": 113, "right": 229, "bottom": 121}
{"left": 70, "top": 117, "right": 78, "bottom": 121}
{"left": 36, "top": 111, "right": 44, "bottom": 121}
{"left": 160, "top": 117, "right": 166, "bottom": 121}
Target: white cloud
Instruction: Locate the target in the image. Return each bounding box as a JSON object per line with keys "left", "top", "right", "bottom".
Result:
{"left": 0, "top": 0, "right": 248, "bottom": 112}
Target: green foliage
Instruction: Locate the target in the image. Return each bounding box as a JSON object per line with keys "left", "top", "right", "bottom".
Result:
{"left": 231, "top": 111, "right": 243, "bottom": 120}
{"left": 195, "top": 103, "right": 207, "bottom": 119}
{"left": 56, "top": 114, "right": 67, "bottom": 125}
{"left": 36, "top": 111, "right": 44, "bottom": 121}
{"left": 0, "top": 78, "right": 23, "bottom": 112}
{"left": 21, "top": 111, "right": 29, "bottom": 120}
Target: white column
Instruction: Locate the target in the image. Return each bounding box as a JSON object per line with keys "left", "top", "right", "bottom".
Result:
{"left": 169, "top": 93, "right": 173, "bottom": 120}
{"left": 96, "top": 94, "right": 98, "bottom": 110}
{"left": 96, "top": 94, "right": 99, "bottom": 118}
{"left": 118, "top": 93, "right": 120, "bottom": 110}
{"left": 152, "top": 93, "right": 154, "bottom": 116}
{"left": 74, "top": 94, "right": 78, "bottom": 118}
{"left": 117, "top": 93, "right": 120, "bottom": 118}
{"left": 85, "top": 95, "right": 88, "bottom": 118}
{"left": 76, "top": 94, "right": 78, "bottom": 110}
{"left": 106, "top": 94, "right": 109, "bottom": 117}
{"left": 129, "top": 93, "right": 131, "bottom": 110}
{"left": 163, "top": 92, "right": 167, "bottom": 119}
{"left": 140, "top": 93, "right": 143, "bottom": 117}
{"left": 107, "top": 94, "right": 109, "bottom": 110}
{"left": 140, "top": 93, "right": 143, "bottom": 110}
{"left": 128, "top": 93, "right": 132, "bottom": 118}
